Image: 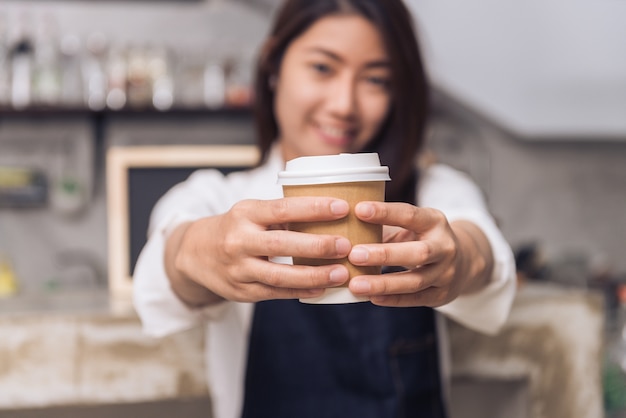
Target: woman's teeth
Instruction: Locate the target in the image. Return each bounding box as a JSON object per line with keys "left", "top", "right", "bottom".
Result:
{"left": 320, "top": 125, "right": 349, "bottom": 139}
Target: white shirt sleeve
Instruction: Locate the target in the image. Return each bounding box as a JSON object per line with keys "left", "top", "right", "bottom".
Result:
{"left": 420, "top": 164, "right": 516, "bottom": 335}
{"left": 132, "top": 146, "right": 284, "bottom": 340}
{"left": 132, "top": 169, "right": 236, "bottom": 338}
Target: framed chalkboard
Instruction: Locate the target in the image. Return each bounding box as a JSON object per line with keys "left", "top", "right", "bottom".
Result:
{"left": 106, "top": 145, "right": 259, "bottom": 301}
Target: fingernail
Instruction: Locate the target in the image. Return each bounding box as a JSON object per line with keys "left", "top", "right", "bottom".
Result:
{"left": 335, "top": 238, "right": 351, "bottom": 255}
{"left": 351, "top": 278, "right": 371, "bottom": 293}
{"left": 330, "top": 200, "right": 349, "bottom": 215}
{"left": 356, "top": 202, "right": 374, "bottom": 218}
{"left": 350, "top": 247, "right": 369, "bottom": 263}
{"left": 329, "top": 268, "right": 348, "bottom": 284}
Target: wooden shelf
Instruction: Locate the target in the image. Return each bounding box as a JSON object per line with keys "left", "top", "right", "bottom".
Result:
{"left": 0, "top": 106, "right": 253, "bottom": 118}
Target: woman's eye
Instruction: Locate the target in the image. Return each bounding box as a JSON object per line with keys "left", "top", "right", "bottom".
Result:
{"left": 311, "top": 63, "right": 332, "bottom": 74}
{"left": 366, "top": 76, "right": 390, "bottom": 88}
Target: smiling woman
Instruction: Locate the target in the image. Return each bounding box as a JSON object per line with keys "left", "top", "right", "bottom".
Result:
{"left": 132, "top": 1, "right": 517, "bottom": 418}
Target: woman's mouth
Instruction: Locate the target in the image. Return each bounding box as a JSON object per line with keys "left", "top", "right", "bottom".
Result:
{"left": 316, "top": 124, "right": 356, "bottom": 147}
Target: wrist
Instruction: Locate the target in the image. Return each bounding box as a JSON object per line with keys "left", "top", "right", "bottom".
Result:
{"left": 451, "top": 220, "right": 493, "bottom": 294}
{"left": 166, "top": 220, "right": 225, "bottom": 308}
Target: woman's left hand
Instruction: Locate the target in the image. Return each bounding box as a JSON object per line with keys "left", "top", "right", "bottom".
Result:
{"left": 347, "top": 201, "right": 493, "bottom": 307}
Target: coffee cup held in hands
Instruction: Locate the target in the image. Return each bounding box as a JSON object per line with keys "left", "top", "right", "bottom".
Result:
{"left": 277, "top": 153, "right": 391, "bottom": 304}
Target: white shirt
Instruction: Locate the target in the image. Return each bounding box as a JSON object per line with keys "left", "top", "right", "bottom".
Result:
{"left": 133, "top": 146, "right": 516, "bottom": 418}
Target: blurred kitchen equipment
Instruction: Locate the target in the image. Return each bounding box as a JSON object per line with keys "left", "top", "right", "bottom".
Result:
{"left": 0, "top": 253, "right": 18, "bottom": 297}
{"left": 0, "top": 166, "right": 48, "bottom": 208}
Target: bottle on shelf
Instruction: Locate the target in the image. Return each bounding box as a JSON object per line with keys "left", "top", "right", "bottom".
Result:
{"left": 224, "top": 49, "right": 253, "bottom": 108}
{"left": 0, "top": 13, "right": 11, "bottom": 107}
{"left": 604, "top": 282, "right": 626, "bottom": 416}
{"left": 147, "top": 45, "right": 174, "bottom": 111}
{"left": 32, "top": 13, "right": 62, "bottom": 107}
{"left": 59, "top": 33, "right": 84, "bottom": 108}
{"left": 173, "top": 47, "right": 205, "bottom": 109}
{"left": 105, "top": 45, "right": 127, "bottom": 110}
{"left": 126, "top": 45, "right": 151, "bottom": 109}
{"left": 203, "top": 43, "right": 226, "bottom": 109}
{"left": 82, "top": 32, "right": 108, "bottom": 111}
{"left": 10, "top": 13, "right": 35, "bottom": 110}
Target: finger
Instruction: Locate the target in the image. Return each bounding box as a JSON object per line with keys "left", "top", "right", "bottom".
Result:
{"left": 241, "top": 197, "right": 349, "bottom": 225}
{"left": 349, "top": 240, "right": 442, "bottom": 268}
{"left": 369, "top": 286, "right": 452, "bottom": 308}
{"left": 382, "top": 225, "right": 415, "bottom": 243}
{"left": 246, "top": 257, "right": 350, "bottom": 289}
{"left": 349, "top": 266, "right": 439, "bottom": 296}
{"left": 231, "top": 281, "right": 326, "bottom": 302}
{"left": 355, "top": 202, "right": 445, "bottom": 234}
{"left": 247, "top": 230, "right": 352, "bottom": 259}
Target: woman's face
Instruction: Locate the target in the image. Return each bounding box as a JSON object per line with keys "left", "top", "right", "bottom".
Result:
{"left": 274, "top": 13, "right": 392, "bottom": 162}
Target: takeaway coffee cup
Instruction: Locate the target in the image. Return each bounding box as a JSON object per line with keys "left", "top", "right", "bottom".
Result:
{"left": 277, "top": 153, "right": 391, "bottom": 304}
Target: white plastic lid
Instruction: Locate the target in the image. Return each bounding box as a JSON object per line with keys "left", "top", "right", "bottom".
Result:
{"left": 277, "top": 153, "right": 391, "bottom": 186}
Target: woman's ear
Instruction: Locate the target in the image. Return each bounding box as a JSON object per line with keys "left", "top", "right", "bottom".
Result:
{"left": 269, "top": 74, "right": 278, "bottom": 91}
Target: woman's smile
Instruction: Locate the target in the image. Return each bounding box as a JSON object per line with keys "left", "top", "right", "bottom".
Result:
{"left": 314, "top": 122, "right": 357, "bottom": 148}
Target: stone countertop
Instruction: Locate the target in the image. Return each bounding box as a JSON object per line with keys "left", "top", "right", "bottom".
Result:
{"left": 0, "top": 290, "right": 208, "bottom": 409}
{"left": 448, "top": 282, "right": 605, "bottom": 418}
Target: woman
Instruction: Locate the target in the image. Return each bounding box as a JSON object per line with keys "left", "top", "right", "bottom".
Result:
{"left": 133, "top": 0, "right": 516, "bottom": 417}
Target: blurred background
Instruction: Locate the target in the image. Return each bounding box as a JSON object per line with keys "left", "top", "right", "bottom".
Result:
{"left": 0, "top": 0, "right": 624, "bottom": 417}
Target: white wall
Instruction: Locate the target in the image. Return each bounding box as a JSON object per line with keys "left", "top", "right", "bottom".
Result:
{"left": 429, "top": 95, "right": 626, "bottom": 275}
{"left": 407, "top": 0, "right": 626, "bottom": 138}
{"left": 0, "top": 0, "right": 269, "bottom": 57}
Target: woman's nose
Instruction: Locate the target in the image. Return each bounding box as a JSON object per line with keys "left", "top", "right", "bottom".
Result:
{"left": 327, "top": 76, "right": 357, "bottom": 118}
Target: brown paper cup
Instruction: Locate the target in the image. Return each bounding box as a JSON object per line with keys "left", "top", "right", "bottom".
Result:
{"left": 277, "top": 153, "right": 390, "bottom": 304}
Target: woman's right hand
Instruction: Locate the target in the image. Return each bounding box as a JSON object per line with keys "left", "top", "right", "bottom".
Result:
{"left": 165, "top": 197, "right": 352, "bottom": 307}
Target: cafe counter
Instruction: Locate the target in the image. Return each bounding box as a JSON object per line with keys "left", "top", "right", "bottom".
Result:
{"left": 0, "top": 290, "right": 209, "bottom": 413}
{"left": 0, "top": 282, "right": 605, "bottom": 418}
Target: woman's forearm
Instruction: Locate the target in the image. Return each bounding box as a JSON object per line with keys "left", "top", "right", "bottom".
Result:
{"left": 450, "top": 220, "right": 494, "bottom": 295}
{"left": 164, "top": 221, "right": 225, "bottom": 308}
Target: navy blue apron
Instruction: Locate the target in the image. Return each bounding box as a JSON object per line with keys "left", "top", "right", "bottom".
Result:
{"left": 242, "top": 281, "right": 447, "bottom": 418}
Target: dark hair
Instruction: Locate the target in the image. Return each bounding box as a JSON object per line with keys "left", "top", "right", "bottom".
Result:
{"left": 254, "top": 0, "right": 429, "bottom": 203}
